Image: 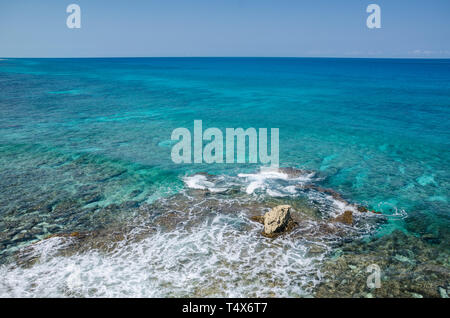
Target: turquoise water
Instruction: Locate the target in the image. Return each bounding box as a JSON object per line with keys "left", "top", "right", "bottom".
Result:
{"left": 0, "top": 58, "right": 449, "bottom": 296}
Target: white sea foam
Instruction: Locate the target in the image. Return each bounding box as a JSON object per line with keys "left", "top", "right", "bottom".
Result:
{"left": 184, "top": 174, "right": 214, "bottom": 190}
{"left": 238, "top": 167, "right": 314, "bottom": 195}
{"left": 329, "top": 196, "right": 358, "bottom": 218}
{"left": 184, "top": 167, "right": 319, "bottom": 200}
{"left": 0, "top": 212, "right": 324, "bottom": 297}
{"left": 18, "top": 236, "right": 74, "bottom": 263}
{"left": 183, "top": 174, "right": 227, "bottom": 193}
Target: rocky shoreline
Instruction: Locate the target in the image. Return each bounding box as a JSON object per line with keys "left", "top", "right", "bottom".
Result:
{"left": 1, "top": 169, "right": 449, "bottom": 297}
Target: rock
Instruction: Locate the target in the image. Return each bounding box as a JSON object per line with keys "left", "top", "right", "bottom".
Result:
{"left": 300, "top": 185, "right": 346, "bottom": 202}
{"left": 45, "top": 231, "right": 83, "bottom": 239}
{"left": 439, "top": 287, "right": 449, "bottom": 298}
{"left": 81, "top": 193, "right": 103, "bottom": 204}
{"left": 334, "top": 210, "right": 353, "bottom": 225}
{"left": 11, "top": 231, "right": 32, "bottom": 243}
{"left": 357, "top": 206, "right": 368, "bottom": 213}
{"left": 130, "top": 189, "right": 143, "bottom": 198}
{"left": 393, "top": 254, "right": 415, "bottom": 265}
{"left": 250, "top": 215, "right": 265, "bottom": 224}
{"left": 263, "top": 205, "right": 292, "bottom": 235}
{"left": 119, "top": 201, "right": 140, "bottom": 209}
{"left": 279, "top": 167, "right": 310, "bottom": 178}
{"left": 422, "top": 233, "right": 440, "bottom": 244}
{"left": 331, "top": 249, "right": 343, "bottom": 261}
{"left": 307, "top": 245, "right": 326, "bottom": 255}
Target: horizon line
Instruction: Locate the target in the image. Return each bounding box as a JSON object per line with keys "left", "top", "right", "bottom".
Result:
{"left": 2, "top": 56, "right": 450, "bottom": 60}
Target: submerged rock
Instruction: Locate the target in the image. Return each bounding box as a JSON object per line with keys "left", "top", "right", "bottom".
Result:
{"left": 314, "top": 230, "right": 450, "bottom": 298}
{"left": 333, "top": 211, "right": 353, "bottom": 226}
{"left": 307, "top": 244, "right": 327, "bottom": 256}
{"left": 263, "top": 205, "right": 292, "bottom": 236}
{"left": 422, "top": 233, "right": 441, "bottom": 244}
{"left": 439, "top": 287, "right": 449, "bottom": 298}
{"left": 393, "top": 254, "right": 415, "bottom": 265}
{"left": 45, "top": 231, "right": 83, "bottom": 239}
{"left": 357, "top": 206, "right": 368, "bottom": 212}
{"left": 300, "top": 184, "right": 347, "bottom": 203}
{"left": 250, "top": 215, "right": 265, "bottom": 224}
{"left": 279, "top": 167, "right": 312, "bottom": 178}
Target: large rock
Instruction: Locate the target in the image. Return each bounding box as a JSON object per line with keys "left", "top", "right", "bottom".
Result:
{"left": 263, "top": 205, "right": 292, "bottom": 235}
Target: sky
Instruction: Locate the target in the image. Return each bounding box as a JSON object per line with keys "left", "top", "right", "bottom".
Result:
{"left": 0, "top": 0, "right": 449, "bottom": 58}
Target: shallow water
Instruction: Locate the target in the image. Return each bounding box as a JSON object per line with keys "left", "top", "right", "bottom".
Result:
{"left": 0, "top": 58, "right": 449, "bottom": 297}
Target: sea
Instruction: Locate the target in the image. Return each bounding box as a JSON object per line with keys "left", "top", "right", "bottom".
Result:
{"left": 0, "top": 57, "right": 448, "bottom": 297}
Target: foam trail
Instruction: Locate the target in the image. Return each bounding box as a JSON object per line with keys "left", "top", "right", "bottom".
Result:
{"left": 238, "top": 167, "right": 314, "bottom": 195}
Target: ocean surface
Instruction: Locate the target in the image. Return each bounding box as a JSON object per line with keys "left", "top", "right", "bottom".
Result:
{"left": 0, "top": 58, "right": 449, "bottom": 297}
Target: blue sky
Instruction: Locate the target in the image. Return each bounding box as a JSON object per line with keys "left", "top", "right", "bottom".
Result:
{"left": 0, "top": 0, "right": 449, "bottom": 58}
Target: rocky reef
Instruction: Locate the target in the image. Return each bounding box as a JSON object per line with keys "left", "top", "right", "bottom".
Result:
{"left": 315, "top": 230, "right": 449, "bottom": 298}
{"left": 1, "top": 168, "right": 448, "bottom": 298}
